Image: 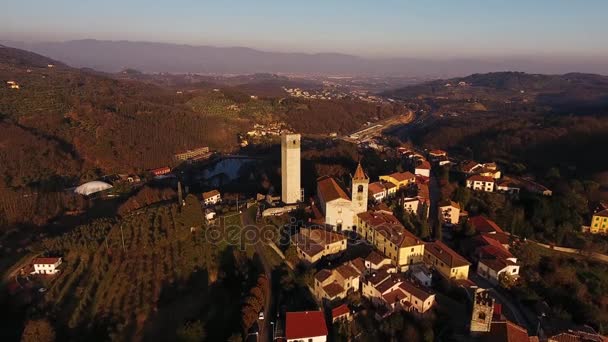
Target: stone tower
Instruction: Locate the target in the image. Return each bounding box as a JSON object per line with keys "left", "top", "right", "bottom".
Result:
{"left": 351, "top": 162, "right": 369, "bottom": 215}
{"left": 281, "top": 133, "right": 301, "bottom": 204}
{"left": 470, "top": 288, "right": 495, "bottom": 333}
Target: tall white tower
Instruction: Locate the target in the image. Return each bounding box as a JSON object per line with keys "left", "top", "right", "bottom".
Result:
{"left": 281, "top": 133, "right": 301, "bottom": 204}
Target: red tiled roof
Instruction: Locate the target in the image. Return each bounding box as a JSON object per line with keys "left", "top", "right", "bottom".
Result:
{"left": 285, "top": 311, "right": 328, "bottom": 340}
{"left": 417, "top": 160, "right": 431, "bottom": 169}
{"left": 331, "top": 304, "right": 350, "bottom": 319}
{"left": 429, "top": 149, "right": 447, "bottom": 156}
{"left": 468, "top": 175, "right": 495, "bottom": 183}
{"left": 462, "top": 161, "right": 482, "bottom": 173}
{"left": 202, "top": 189, "right": 220, "bottom": 200}
{"left": 368, "top": 182, "right": 386, "bottom": 195}
{"left": 469, "top": 216, "right": 505, "bottom": 234}
{"left": 32, "top": 257, "right": 61, "bottom": 265}
{"left": 399, "top": 280, "right": 434, "bottom": 301}
{"left": 315, "top": 269, "right": 333, "bottom": 282}
{"left": 385, "top": 171, "right": 415, "bottom": 182}
{"left": 323, "top": 282, "right": 345, "bottom": 298}
{"left": 483, "top": 320, "right": 534, "bottom": 342}
{"left": 350, "top": 257, "right": 367, "bottom": 274}
{"left": 595, "top": 209, "right": 608, "bottom": 218}
{"left": 335, "top": 263, "right": 361, "bottom": 279}
{"left": 425, "top": 240, "right": 470, "bottom": 268}
{"left": 478, "top": 245, "right": 513, "bottom": 260}
{"left": 317, "top": 176, "right": 350, "bottom": 202}
{"left": 479, "top": 257, "right": 515, "bottom": 273}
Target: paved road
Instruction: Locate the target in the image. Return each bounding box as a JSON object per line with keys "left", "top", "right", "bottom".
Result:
{"left": 241, "top": 209, "right": 273, "bottom": 342}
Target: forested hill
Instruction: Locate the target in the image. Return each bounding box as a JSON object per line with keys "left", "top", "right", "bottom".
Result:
{"left": 386, "top": 71, "right": 608, "bottom": 114}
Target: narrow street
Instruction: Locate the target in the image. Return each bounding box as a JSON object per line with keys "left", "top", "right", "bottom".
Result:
{"left": 241, "top": 209, "right": 274, "bottom": 342}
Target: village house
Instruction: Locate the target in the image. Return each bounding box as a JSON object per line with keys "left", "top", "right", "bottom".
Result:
{"left": 361, "top": 270, "right": 435, "bottom": 315}
{"left": 149, "top": 166, "right": 171, "bottom": 177}
{"left": 468, "top": 216, "right": 505, "bottom": 235}
{"left": 590, "top": 209, "right": 608, "bottom": 234}
{"left": 356, "top": 209, "right": 425, "bottom": 271}
{"left": 32, "top": 257, "right": 62, "bottom": 275}
{"left": 365, "top": 251, "right": 394, "bottom": 272}
{"left": 285, "top": 311, "right": 328, "bottom": 342}
{"left": 423, "top": 241, "right": 470, "bottom": 280}
{"left": 315, "top": 163, "right": 369, "bottom": 232}
{"left": 461, "top": 161, "right": 484, "bottom": 174}
{"left": 466, "top": 175, "right": 495, "bottom": 192}
{"left": 415, "top": 160, "right": 431, "bottom": 178}
{"left": 428, "top": 149, "right": 447, "bottom": 159}
{"left": 331, "top": 304, "right": 352, "bottom": 323}
{"left": 439, "top": 200, "right": 461, "bottom": 225}
{"left": 477, "top": 256, "right": 520, "bottom": 285}
{"left": 496, "top": 178, "right": 521, "bottom": 195}
{"left": 314, "top": 260, "right": 362, "bottom": 301}
{"left": 291, "top": 228, "right": 347, "bottom": 264}
{"left": 379, "top": 171, "right": 416, "bottom": 189}
{"left": 481, "top": 320, "right": 538, "bottom": 342}
{"left": 202, "top": 189, "right": 221, "bottom": 205}
{"left": 368, "top": 182, "right": 387, "bottom": 202}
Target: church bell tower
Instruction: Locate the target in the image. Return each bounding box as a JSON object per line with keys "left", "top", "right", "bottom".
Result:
{"left": 351, "top": 162, "right": 369, "bottom": 215}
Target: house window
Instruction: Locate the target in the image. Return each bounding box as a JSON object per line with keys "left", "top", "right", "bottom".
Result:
{"left": 478, "top": 312, "right": 486, "bottom": 320}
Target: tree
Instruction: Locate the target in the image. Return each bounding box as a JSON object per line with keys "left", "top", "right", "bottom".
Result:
{"left": 433, "top": 221, "right": 442, "bottom": 241}
{"left": 463, "top": 220, "right": 476, "bottom": 237}
{"left": 176, "top": 320, "right": 206, "bottom": 342}
{"left": 498, "top": 272, "right": 517, "bottom": 289}
{"left": 418, "top": 220, "right": 430, "bottom": 239}
{"left": 21, "top": 319, "right": 55, "bottom": 342}
{"left": 453, "top": 187, "right": 472, "bottom": 209}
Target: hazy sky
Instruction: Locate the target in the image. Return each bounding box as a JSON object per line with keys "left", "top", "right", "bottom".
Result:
{"left": 2, "top": 0, "right": 607, "bottom": 58}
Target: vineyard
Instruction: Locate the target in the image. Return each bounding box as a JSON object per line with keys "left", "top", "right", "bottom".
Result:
{"left": 32, "top": 196, "right": 261, "bottom": 341}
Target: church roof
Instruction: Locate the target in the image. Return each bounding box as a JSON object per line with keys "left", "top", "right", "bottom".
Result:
{"left": 353, "top": 162, "right": 368, "bottom": 180}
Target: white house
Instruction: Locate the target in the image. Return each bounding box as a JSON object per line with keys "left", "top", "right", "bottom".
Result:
{"left": 285, "top": 311, "right": 328, "bottom": 342}
{"left": 415, "top": 160, "right": 431, "bottom": 178}
{"left": 32, "top": 257, "right": 62, "bottom": 275}
{"left": 439, "top": 200, "right": 461, "bottom": 225}
{"left": 477, "top": 257, "right": 520, "bottom": 285}
{"left": 466, "top": 175, "right": 495, "bottom": 192}
{"left": 202, "top": 190, "right": 221, "bottom": 205}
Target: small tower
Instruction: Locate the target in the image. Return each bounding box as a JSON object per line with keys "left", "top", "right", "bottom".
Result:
{"left": 281, "top": 133, "right": 302, "bottom": 204}
{"left": 351, "top": 162, "right": 369, "bottom": 216}
{"left": 470, "top": 288, "right": 495, "bottom": 334}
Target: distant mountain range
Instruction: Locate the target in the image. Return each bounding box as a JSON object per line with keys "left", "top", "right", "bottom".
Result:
{"left": 2, "top": 39, "right": 608, "bottom": 77}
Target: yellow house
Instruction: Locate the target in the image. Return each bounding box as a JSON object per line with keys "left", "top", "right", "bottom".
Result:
{"left": 291, "top": 228, "right": 347, "bottom": 263}
{"left": 423, "top": 241, "right": 470, "bottom": 280}
{"left": 356, "top": 209, "right": 425, "bottom": 271}
{"left": 379, "top": 171, "right": 416, "bottom": 190}
{"left": 590, "top": 209, "right": 608, "bottom": 234}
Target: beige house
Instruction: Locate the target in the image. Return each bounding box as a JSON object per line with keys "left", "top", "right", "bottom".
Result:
{"left": 291, "top": 228, "right": 347, "bottom": 264}
{"left": 466, "top": 175, "right": 495, "bottom": 192}
{"left": 362, "top": 270, "right": 435, "bottom": 315}
{"left": 423, "top": 241, "right": 470, "bottom": 280}
{"left": 438, "top": 200, "right": 461, "bottom": 225}
{"left": 356, "top": 209, "right": 425, "bottom": 271}
{"left": 314, "top": 260, "right": 362, "bottom": 301}
{"left": 379, "top": 171, "right": 416, "bottom": 189}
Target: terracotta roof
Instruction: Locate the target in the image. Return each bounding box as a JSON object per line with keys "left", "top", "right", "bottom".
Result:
{"left": 350, "top": 257, "right": 367, "bottom": 274}
{"left": 331, "top": 304, "right": 350, "bottom": 319}
{"left": 32, "top": 257, "right": 61, "bottom": 265}
{"left": 479, "top": 257, "right": 515, "bottom": 273}
{"left": 550, "top": 330, "right": 606, "bottom": 342}
{"left": 384, "top": 171, "right": 415, "bottom": 182}
{"left": 202, "top": 189, "right": 220, "bottom": 200}
{"left": 335, "top": 263, "right": 361, "bottom": 279}
{"left": 462, "top": 161, "right": 482, "bottom": 173}
{"left": 315, "top": 269, "right": 333, "bottom": 282}
{"left": 478, "top": 245, "right": 514, "bottom": 260}
{"left": 300, "top": 228, "right": 346, "bottom": 245}
{"left": 369, "top": 182, "right": 386, "bottom": 195}
{"left": 291, "top": 234, "right": 324, "bottom": 258}
{"left": 429, "top": 149, "right": 447, "bottom": 156}
{"left": 366, "top": 250, "right": 389, "bottom": 265}
{"left": 483, "top": 232, "right": 510, "bottom": 245}
{"left": 323, "top": 282, "right": 345, "bottom": 298}
{"left": 383, "top": 182, "right": 397, "bottom": 190}
{"left": 383, "top": 288, "right": 406, "bottom": 305}
{"left": 285, "top": 311, "right": 328, "bottom": 340}
{"left": 376, "top": 274, "right": 404, "bottom": 293}
{"left": 476, "top": 234, "right": 507, "bottom": 250}
{"left": 417, "top": 160, "right": 431, "bottom": 170}
{"left": 399, "top": 280, "right": 434, "bottom": 301}
{"left": 439, "top": 200, "right": 460, "bottom": 209}
{"left": 483, "top": 320, "right": 534, "bottom": 342}
{"left": 317, "top": 176, "right": 350, "bottom": 202}
{"left": 353, "top": 162, "right": 368, "bottom": 180}
{"left": 425, "top": 241, "right": 470, "bottom": 268}
{"left": 468, "top": 175, "right": 495, "bottom": 183}
{"left": 469, "top": 216, "right": 505, "bottom": 234}
{"left": 594, "top": 209, "right": 608, "bottom": 218}
{"left": 358, "top": 210, "right": 422, "bottom": 248}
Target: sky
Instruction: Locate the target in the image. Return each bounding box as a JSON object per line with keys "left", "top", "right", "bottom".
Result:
{"left": 2, "top": 0, "right": 607, "bottom": 58}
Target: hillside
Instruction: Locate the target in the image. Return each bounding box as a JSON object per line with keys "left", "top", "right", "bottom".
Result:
{"left": 386, "top": 72, "right": 608, "bottom": 113}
